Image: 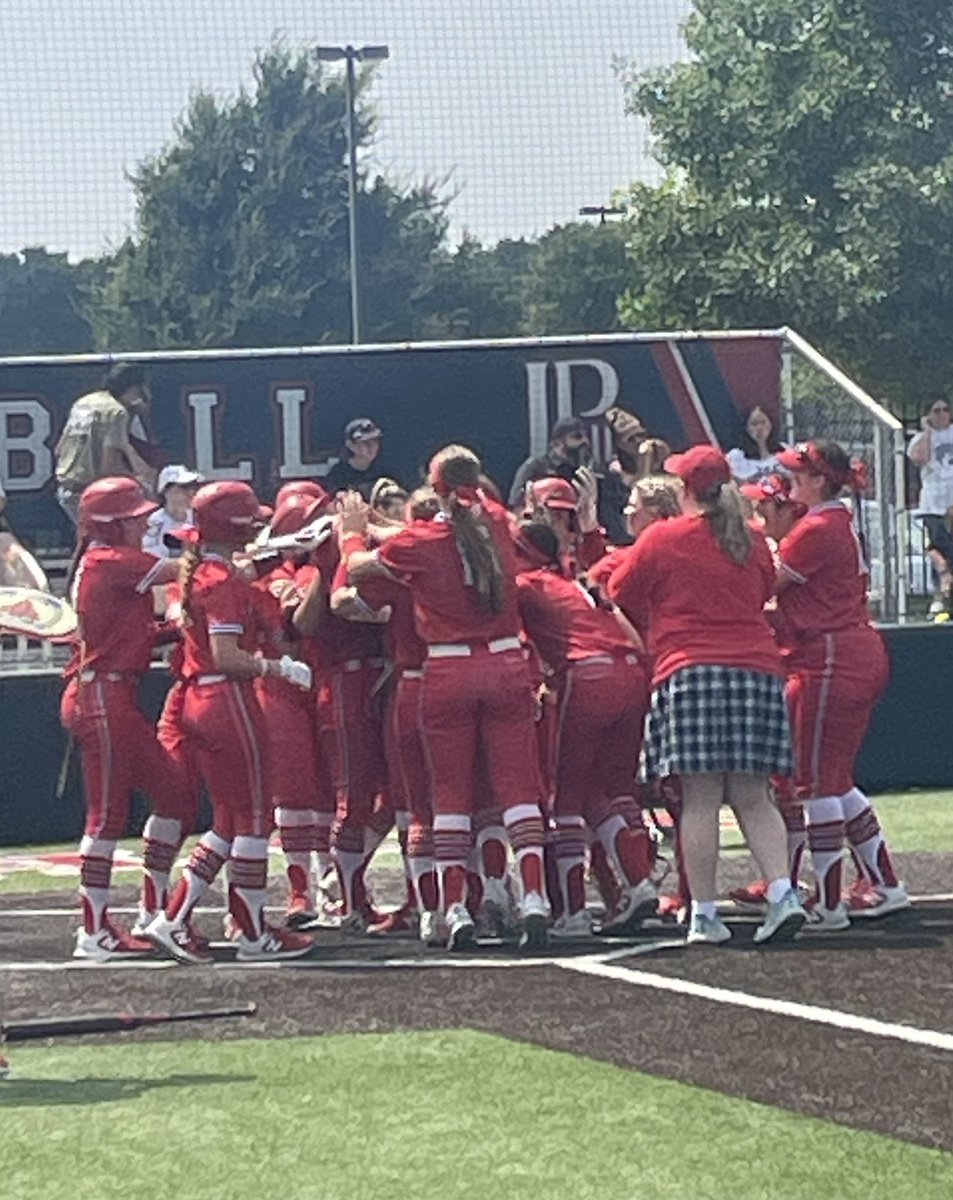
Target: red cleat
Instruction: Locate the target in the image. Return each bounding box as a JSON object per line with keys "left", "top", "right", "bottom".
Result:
{"left": 727, "top": 879, "right": 769, "bottom": 911}
{"left": 366, "top": 904, "right": 417, "bottom": 935}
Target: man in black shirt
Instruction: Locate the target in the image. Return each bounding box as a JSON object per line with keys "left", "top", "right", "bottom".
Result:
{"left": 324, "top": 417, "right": 399, "bottom": 499}
{"left": 507, "top": 416, "right": 592, "bottom": 509}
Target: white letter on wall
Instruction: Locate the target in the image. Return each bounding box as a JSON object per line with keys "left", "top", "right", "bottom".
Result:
{"left": 0, "top": 399, "right": 52, "bottom": 489}
{"left": 187, "top": 391, "right": 253, "bottom": 481}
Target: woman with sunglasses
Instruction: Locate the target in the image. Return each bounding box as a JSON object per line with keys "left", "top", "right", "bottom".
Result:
{"left": 774, "top": 440, "right": 908, "bottom": 928}
{"left": 907, "top": 396, "right": 953, "bottom": 615}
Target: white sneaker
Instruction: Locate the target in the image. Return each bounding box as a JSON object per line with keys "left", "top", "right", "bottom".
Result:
{"left": 419, "top": 910, "right": 447, "bottom": 947}
{"left": 551, "top": 910, "right": 594, "bottom": 940}
{"left": 518, "top": 890, "right": 551, "bottom": 951}
{"left": 73, "top": 923, "right": 154, "bottom": 962}
{"left": 446, "top": 902, "right": 476, "bottom": 951}
{"left": 804, "top": 900, "right": 851, "bottom": 932}
{"left": 686, "top": 913, "right": 732, "bottom": 945}
{"left": 145, "top": 914, "right": 213, "bottom": 964}
{"left": 929, "top": 597, "right": 945, "bottom": 615}
{"left": 597, "top": 877, "right": 658, "bottom": 936}
{"left": 846, "top": 882, "right": 910, "bottom": 920}
{"left": 753, "top": 889, "right": 807, "bottom": 944}
{"left": 480, "top": 875, "right": 519, "bottom": 938}
{"left": 235, "top": 926, "right": 314, "bottom": 962}
{"left": 130, "top": 908, "right": 157, "bottom": 939}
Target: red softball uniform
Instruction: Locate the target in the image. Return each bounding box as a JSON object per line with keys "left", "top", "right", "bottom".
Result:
{"left": 516, "top": 562, "right": 648, "bottom": 824}
{"left": 607, "top": 515, "right": 783, "bottom": 686}
{"left": 252, "top": 564, "right": 320, "bottom": 813}
{"left": 586, "top": 545, "right": 629, "bottom": 593}
{"left": 179, "top": 556, "right": 271, "bottom": 837}
{"left": 378, "top": 501, "right": 539, "bottom": 815}
{"left": 61, "top": 544, "right": 183, "bottom": 839}
{"left": 777, "top": 502, "right": 888, "bottom": 799}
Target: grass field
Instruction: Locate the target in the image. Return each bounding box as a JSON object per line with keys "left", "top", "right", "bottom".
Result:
{"left": 1, "top": 789, "right": 950, "bottom": 895}
{"left": 3, "top": 1031, "right": 952, "bottom": 1200}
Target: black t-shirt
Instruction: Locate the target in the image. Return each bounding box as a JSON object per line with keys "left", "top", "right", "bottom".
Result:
{"left": 324, "top": 456, "right": 400, "bottom": 500}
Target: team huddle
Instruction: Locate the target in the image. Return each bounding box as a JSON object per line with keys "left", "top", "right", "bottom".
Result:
{"left": 62, "top": 434, "right": 908, "bottom": 962}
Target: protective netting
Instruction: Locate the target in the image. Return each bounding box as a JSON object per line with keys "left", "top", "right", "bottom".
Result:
{"left": 784, "top": 340, "right": 908, "bottom": 621}
{"left": 1, "top": 0, "right": 689, "bottom": 258}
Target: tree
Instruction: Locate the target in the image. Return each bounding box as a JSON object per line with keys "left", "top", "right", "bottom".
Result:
{"left": 0, "top": 248, "right": 95, "bottom": 355}
{"left": 617, "top": 1, "right": 953, "bottom": 410}
{"left": 87, "top": 47, "right": 449, "bottom": 350}
{"left": 522, "top": 220, "right": 634, "bottom": 336}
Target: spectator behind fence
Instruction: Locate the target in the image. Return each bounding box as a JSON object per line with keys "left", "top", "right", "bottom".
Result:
{"left": 906, "top": 395, "right": 953, "bottom": 614}
{"left": 597, "top": 406, "right": 671, "bottom": 544}
{"left": 54, "top": 363, "right": 158, "bottom": 525}
{"left": 726, "top": 405, "right": 786, "bottom": 483}
{"left": 324, "top": 418, "right": 399, "bottom": 500}
{"left": 507, "top": 416, "right": 591, "bottom": 508}
{"left": 142, "top": 465, "right": 204, "bottom": 558}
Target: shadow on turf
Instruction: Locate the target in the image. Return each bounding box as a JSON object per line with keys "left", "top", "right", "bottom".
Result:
{"left": 0, "top": 1072, "right": 255, "bottom": 1108}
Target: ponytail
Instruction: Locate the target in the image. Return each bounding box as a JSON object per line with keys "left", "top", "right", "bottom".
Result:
{"left": 178, "top": 542, "right": 202, "bottom": 627}
{"left": 696, "top": 480, "right": 751, "bottom": 565}
{"left": 430, "top": 444, "right": 506, "bottom": 615}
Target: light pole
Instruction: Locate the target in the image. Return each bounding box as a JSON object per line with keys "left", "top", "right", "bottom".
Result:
{"left": 579, "top": 205, "right": 624, "bottom": 226}
{"left": 316, "top": 43, "right": 390, "bottom": 344}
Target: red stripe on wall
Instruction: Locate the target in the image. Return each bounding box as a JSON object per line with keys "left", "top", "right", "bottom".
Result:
{"left": 650, "top": 343, "right": 710, "bottom": 445}
{"left": 711, "top": 339, "right": 782, "bottom": 427}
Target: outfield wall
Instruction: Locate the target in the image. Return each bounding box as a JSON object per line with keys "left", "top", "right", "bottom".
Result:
{"left": 0, "top": 624, "right": 949, "bottom": 846}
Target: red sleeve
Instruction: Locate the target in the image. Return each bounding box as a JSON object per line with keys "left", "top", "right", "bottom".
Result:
{"left": 378, "top": 525, "right": 431, "bottom": 577}
{"left": 751, "top": 530, "right": 777, "bottom": 605}
{"left": 205, "top": 576, "right": 248, "bottom": 636}
{"left": 356, "top": 572, "right": 403, "bottom": 611}
{"left": 577, "top": 528, "right": 608, "bottom": 571}
{"left": 606, "top": 533, "right": 656, "bottom": 630}
{"left": 587, "top": 546, "right": 628, "bottom": 591}
{"left": 114, "top": 547, "right": 166, "bottom": 594}
{"left": 778, "top": 519, "right": 829, "bottom": 584}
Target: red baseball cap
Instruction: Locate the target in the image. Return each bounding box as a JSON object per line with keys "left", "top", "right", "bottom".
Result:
{"left": 664, "top": 445, "right": 730, "bottom": 493}
{"left": 740, "top": 473, "right": 793, "bottom": 503}
{"left": 526, "top": 477, "right": 578, "bottom": 511}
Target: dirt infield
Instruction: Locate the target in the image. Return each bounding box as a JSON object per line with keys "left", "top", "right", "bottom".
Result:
{"left": 2, "top": 848, "right": 953, "bottom": 1153}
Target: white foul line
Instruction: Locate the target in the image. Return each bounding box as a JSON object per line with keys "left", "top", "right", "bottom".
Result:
{"left": 557, "top": 958, "right": 953, "bottom": 1054}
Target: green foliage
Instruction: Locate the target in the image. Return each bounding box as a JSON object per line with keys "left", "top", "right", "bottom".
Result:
{"left": 523, "top": 220, "right": 634, "bottom": 336}
{"left": 86, "top": 47, "right": 449, "bottom": 350}
{"left": 619, "top": 1, "right": 953, "bottom": 412}
{"left": 0, "top": 249, "right": 95, "bottom": 355}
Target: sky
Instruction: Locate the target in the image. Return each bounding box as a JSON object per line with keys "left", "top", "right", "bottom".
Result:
{"left": 0, "top": 0, "right": 691, "bottom": 260}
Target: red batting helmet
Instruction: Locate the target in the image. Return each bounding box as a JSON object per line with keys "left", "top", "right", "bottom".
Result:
{"left": 192, "top": 481, "right": 266, "bottom": 545}
{"left": 526, "top": 477, "right": 578, "bottom": 512}
{"left": 274, "top": 480, "right": 332, "bottom": 511}
{"left": 269, "top": 492, "right": 328, "bottom": 538}
{"left": 79, "top": 477, "right": 156, "bottom": 539}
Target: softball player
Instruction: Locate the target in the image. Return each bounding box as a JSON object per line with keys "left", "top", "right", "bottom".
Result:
{"left": 774, "top": 440, "right": 908, "bottom": 927}
{"left": 608, "top": 445, "right": 806, "bottom": 946}
{"left": 345, "top": 445, "right": 550, "bottom": 951}
{"left": 515, "top": 520, "right": 656, "bottom": 938}
{"left": 63, "top": 477, "right": 183, "bottom": 960}
{"left": 146, "top": 480, "right": 314, "bottom": 963}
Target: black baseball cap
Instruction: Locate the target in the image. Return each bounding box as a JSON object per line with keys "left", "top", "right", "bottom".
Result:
{"left": 551, "top": 416, "right": 587, "bottom": 440}
{"left": 344, "top": 417, "right": 383, "bottom": 442}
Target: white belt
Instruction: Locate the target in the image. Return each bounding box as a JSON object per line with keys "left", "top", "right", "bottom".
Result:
{"left": 79, "top": 670, "right": 137, "bottom": 683}
{"left": 195, "top": 674, "right": 228, "bottom": 685}
{"left": 400, "top": 668, "right": 424, "bottom": 680}
{"left": 428, "top": 636, "right": 522, "bottom": 659}
{"left": 571, "top": 653, "right": 641, "bottom": 668}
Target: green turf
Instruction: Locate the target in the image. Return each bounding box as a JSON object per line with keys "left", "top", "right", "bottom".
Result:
{"left": 868, "top": 790, "right": 953, "bottom": 852}
{"left": 1, "top": 1031, "right": 950, "bottom": 1200}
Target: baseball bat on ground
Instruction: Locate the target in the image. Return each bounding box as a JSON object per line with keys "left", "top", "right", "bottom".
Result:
{"left": 1, "top": 1002, "right": 257, "bottom": 1043}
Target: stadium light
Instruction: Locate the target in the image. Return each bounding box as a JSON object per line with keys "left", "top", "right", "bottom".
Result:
{"left": 315, "top": 44, "right": 391, "bottom": 343}
{"left": 579, "top": 205, "right": 625, "bottom": 225}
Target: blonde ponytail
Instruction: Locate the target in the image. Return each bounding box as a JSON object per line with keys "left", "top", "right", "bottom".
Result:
{"left": 697, "top": 480, "right": 750, "bottom": 564}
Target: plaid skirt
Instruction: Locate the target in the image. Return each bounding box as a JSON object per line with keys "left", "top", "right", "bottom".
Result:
{"left": 642, "top": 665, "right": 792, "bottom": 779}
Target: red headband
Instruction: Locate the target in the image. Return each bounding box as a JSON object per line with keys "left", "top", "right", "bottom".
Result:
{"left": 778, "top": 443, "right": 867, "bottom": 491}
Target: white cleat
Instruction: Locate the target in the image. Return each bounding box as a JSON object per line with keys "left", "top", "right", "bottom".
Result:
{"left": 846, "top": 882, "right": 911, "bottom": 920}
{"left": 145, "top": 914, "right": 213, "bottom": 964}
{"left": 73, "top": 923, "right": 154, "bottom": 962}
{"left": 446, "top": 903, "right": 477, "bottom": 951}
{"left": 597, "top": 877, "right": 658, "bottom": 936}
{"left": 804, "top": 900, "right": 851, "bottom": 932}
{"left": 752, "top": 889, "right": 807, "bottom": 944}
{"left": 550, "top": 909, "right": 594, "bottom": 940}
{"left": 419, "top": 910, "right": 447, "bottom": 947}
{"left": 686, "top": 913, "right": 732, "bottom": 946}
{"left": 480, "top": 875, "right": 520, "bottom": 939}
{"left": 518, "top": 890, "right": 551, "bottom": 951}
{"left": 235, "top": 926, "right": 314, "bottom": 962}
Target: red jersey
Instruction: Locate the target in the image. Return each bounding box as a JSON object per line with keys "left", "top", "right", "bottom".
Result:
{"left": 378, "top": 501, "right": 521, "bottom": 645}
{"left": 607, "top": 514, "right": 782, "bottom": 685}
{"left": 516, "top": 567, "right": 634, "bottom": 673}
{"left": 777, "top": 503, "right": 872, "bottom": 648}
{"left": 180, "top": 556, "right": 264, "bottom": 678}
{"left": 586, "top": 545, "right": 630, "bottom": 592}
{"left": 70, "top": 543, "right": 165, "bottom": 674}
{"left": 251, "top": 562, "right": 296, "bottom": 660}
{"left": 295, "top": 538, "right": 383, "bottom": 674}
{"left": 353, "top": 572, "right": 426, "bottom": 672}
